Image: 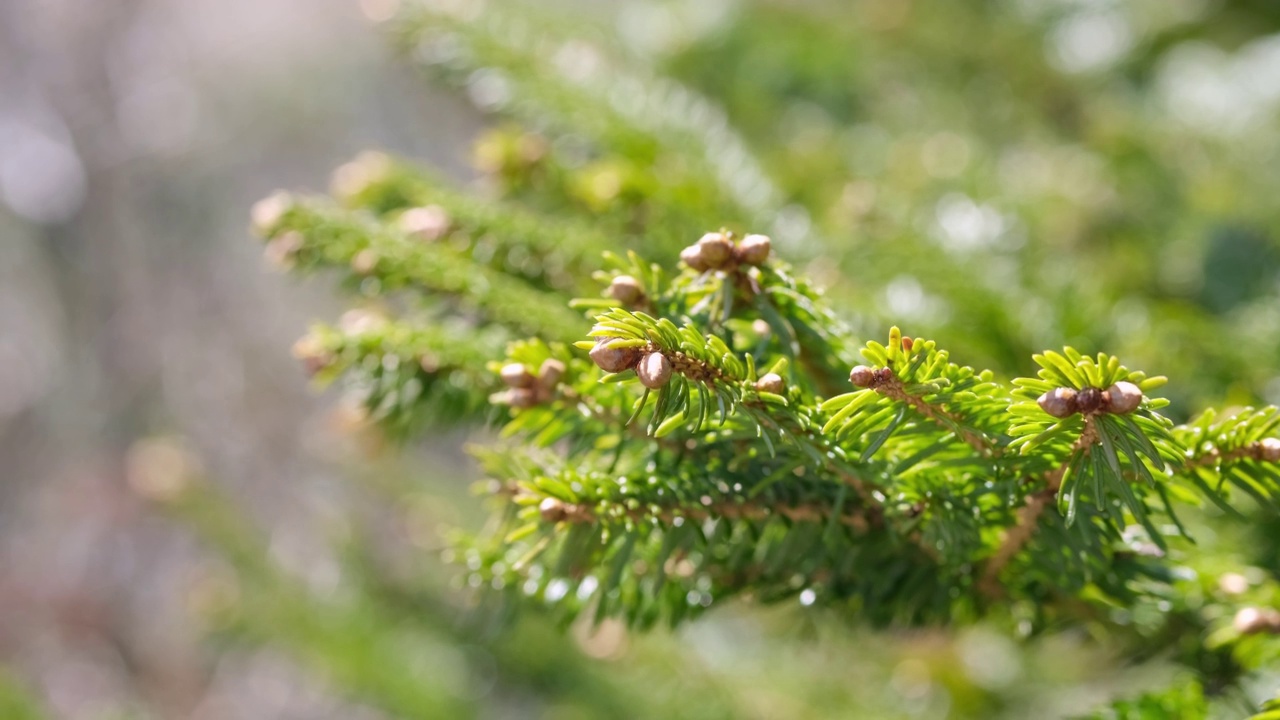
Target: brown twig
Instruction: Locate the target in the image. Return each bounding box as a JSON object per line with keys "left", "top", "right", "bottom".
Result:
{"left": 978, "top": 416, "right": 1100, "bottom": 599}
{"left": 874, "top": 375, "right": 1001, "bottom": 457}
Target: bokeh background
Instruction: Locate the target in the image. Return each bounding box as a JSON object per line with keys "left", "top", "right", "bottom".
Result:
{"left": 4, "top": 0, "right": 1280, "bottom": 718}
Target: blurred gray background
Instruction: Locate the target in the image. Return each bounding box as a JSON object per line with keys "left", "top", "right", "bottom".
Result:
{"left": 0, "top": 1, "right": 478, "bottom": 716}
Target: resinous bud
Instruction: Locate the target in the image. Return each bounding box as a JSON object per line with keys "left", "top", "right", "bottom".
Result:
{"left": 849, "top": 365, "right": 877, "bottom": 388}
{"left": 539, "top": 497, "right": 568, "bottom": 523}
{"left": 735, "top": 234, "right": 771, "bottom": 266}
{"left": 399, "top": 205, "right": 451, "bottom": 241}
{"left": 537, "top": 358, "right": 566, "bottom": 390}
{"left": 1076, "top": 387, "right": 1104, "bottom": 414}
{"left": 589, "top": 337, "right": 641, "bottom": 373}
{"left": 696, "top": 232, "right": 734, "bottom": 268}
{"left": 508, "top": 388, "right": 538, "bottom": 408}
{"left": 500, "top": 363, "right": 536, "bottom": 389}
{"left": 754, "top": 372, "right": 785, "bottom": 395}
{"left": 680, "top": 245, "right": 710, "bottom": 272}
{"left": 637, "top": 352, "right": 673, "bottom": 389}
{"left": 607, "top": 275, "right": 645, "bottom": 306}
{"left": 1037, "top": 387, "right": 1078, "bottom": 418}
{"left": 1259, "top": 437, "right": 1280, "bottom": 463}
{"left": 1233, "top": 606, "right": 1280, "bottom": 634}
{"left": 1105, "top": 381, "right": 1143, "bottom": 414}
{"left": 250, "top": 191, "right": 292, "bottom": 237}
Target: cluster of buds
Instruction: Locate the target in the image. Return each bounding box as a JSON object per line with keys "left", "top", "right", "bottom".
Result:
{"left": 586, "top": 338, "right": 680, "bottom": 389}
{"left": 1037, "top": 381, "right": 1143, "bottom": 419}
{"left": 496, "top": 358, "right": 567, "bottom": 408}
{"left": 849, "top": 365, "right": 896, "bottom": 388}
{"left": 589, "top": 338, "right": 673, "bottom": 389}
{"left": 679, "top": 231, "right": 771, "bottom": 272}
{"left": 1233, "top": 606, "right": 1280, "bottom": 635}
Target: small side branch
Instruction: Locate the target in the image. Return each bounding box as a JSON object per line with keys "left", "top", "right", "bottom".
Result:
{"left": 874, "top": 375, "right": 1001, "bottom": 457}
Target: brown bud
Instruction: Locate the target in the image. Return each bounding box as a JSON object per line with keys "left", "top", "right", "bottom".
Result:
{"left": 1076, "top": 386, "right": 1104, "bottom": 414}
{"left": 589, "top": 337, "right": 642, "bottom": 373}
{"left": 637, "top": 352, "right": 673, "bottom": 389}
{"left": 1233, "top": 606, "right": 1280, "bottom": 635}
{"left": 878, "top": 367, "right": 895, "bottom": 384}
{"left": 1037, "top": 387, "right": 1078, "bottom": 418}
{"left": 399, "top": 205, "right": 451, "bottom": 241}
{"left": 1259, "top": 437, "right": 1280, "bottom": 463}
{"left": 351, "top": 249, "right": 379, "bottom": 275}
{"left": 263, "top": 231, "right": 304, "bottom": 270}
{"left": 330, "top": 151, "right": 391, "bottom": 201}
{"left": 339, "top": 308, "right": 386, "bottom": 335}
{"left": 607, "top": 275, "right": 645, "bottom": 306}
{"left": 500, "top": 363, "right": 536, "bottom": 389}
{"left": 695, "top": 232, "right": 734, "bottom": 269}
{"left": 537, "top": 358, "right": 566, "bottom": 389}
{"left": 1105, "top": 381, "right": 1143, "bottom": 414}
{"left": 754, "top": 372, "right": 785, "bottom": 395}
{"left": 508, "top": 388, "right": 539, "bottom": 408}
{"left": 680, "top": 245, "right": 710, "bottom": 272}
{"left": 250, "top": 191, "right": 292, "bottom": 237}
{"left": 850, "top": 365, "right": 877, "bottom": 388}
{"left": 735, "top": 233, "right": 771, "bottom": 266}
{"left": 1218, "top": 573, "right": 1249, "bottom": 596}
{"left": 291, "top": 336, "right": 333, "bottom": 376}
{"left": 539, "top": 497, "right": 568, "bottom": 523}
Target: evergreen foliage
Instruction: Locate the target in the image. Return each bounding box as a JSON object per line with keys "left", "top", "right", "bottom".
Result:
{"left": 233, "top": 1, "right": 1280, "bottom": 716}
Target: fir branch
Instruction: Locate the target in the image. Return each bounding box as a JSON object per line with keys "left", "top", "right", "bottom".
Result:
{"left": 258, "top": 196, "right": 586, "bottom": 338}
{"left": 387, "top": 0, "right": 782, "bottom": 230}
{"left": 328, "top": 152, "right": 615, "bottom": 293}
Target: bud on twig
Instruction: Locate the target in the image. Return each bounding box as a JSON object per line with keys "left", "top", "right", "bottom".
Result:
{"left": 695, "top": 232, "right": 734, "bottom": 269}
{"left": 351, "top": 249, "right": 379, "bottom": 275}
{"left": 263, "top": 231, "right": 304, "bottom": 270}
{"left": 540, "top": 497, "right": 568, "bottom": 523}
{"left": 849, "top": 365, "right": 877, "bottom": 388}
{"left": 537, "top": 358, "right": 566, "bottom": 391}
{"left": 399, "top": 205, "right": 451, "bottom": 241}
{"left": 1075, "top": 387, "right": 1104, "bottom": 415}
{"left": 500, "top": 363, "right": 536, "bottom": 389}
{"left": 590, "top": 337, "right": 642, "bottom": 373}
{"left": 637, "top": 352, "right": 673, "bottom": 389}
{"left": 735, "top": 234, "right": 771, "bottom": 266}
{"left": 1259, "top": 437, "right": 1280, "bottom": 463}
{"left": 251, "top": 191, "right": 292, "bottom": 237}
{"left": 755, "top": 372, "right": 785, "bottom": 395}
{"left": 680, "top": 244, "right": 710, "bottom": 272}
{"left": 607, "top": 275, "right": 645, "bottom": 306}
{"left": 1037, "top": 388, "right": 1078, "bottom": 418}
{"left": 1104, "top": 381, "right": 1143, "bottom": 414}
{"left": 508, "top": 388, "right": 539, "bottom": 408}
{"left": 1233, "top": 606, "right": 1280, "bottom": 635}
{"left": 292, "top": 335, "right": 334, "bottom": 377}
